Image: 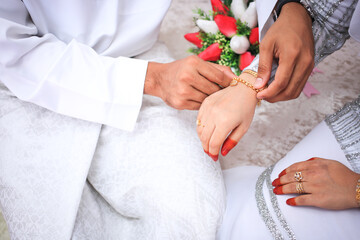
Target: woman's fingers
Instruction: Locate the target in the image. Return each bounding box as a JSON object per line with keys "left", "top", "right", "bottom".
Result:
{"left": 273, "top": 181, "right": 313, "bottom": 195}
{"left": 208, "top": 126, "right": 233, "bottom": 161}
{"left": 277, "top": 157, "right": 318, "bottom": 177}
{"left": 199, "top": 123, "right": 216, "bottom": 160}
{"left": 220, "top": 126, "right": 248, "bottom": 156}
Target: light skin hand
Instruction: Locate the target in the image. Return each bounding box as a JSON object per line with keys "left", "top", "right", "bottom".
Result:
{"left": 144, "top": 55, "right": 234, "bottom": 110}
{"left": 254, "top": 2, "right": 314, "bottom": 103}
{"left": 196, "top": 73, "right": 258, "bottom": 161}
{"left": 272, "top": 158, "right": 360, "bottom": 210}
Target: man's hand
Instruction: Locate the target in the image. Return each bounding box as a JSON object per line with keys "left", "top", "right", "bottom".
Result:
{"left": 254, "top": 2, "right": 314, "bottom": 103}
{"left": 144, "top": 55, "right": 235, "bottom": 110}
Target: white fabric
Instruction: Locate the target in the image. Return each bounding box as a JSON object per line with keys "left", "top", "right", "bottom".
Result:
{"left": 217, "top": 121, "right": 360, "bottom": 240}
{"left": 0, "top": 0, "right": 172, "bottom": 131}
{"left": 349, "top": 2, "right": 360, "bottom": 42}
{"left": 0, "top": 42, "right": 226, "bottom": 239}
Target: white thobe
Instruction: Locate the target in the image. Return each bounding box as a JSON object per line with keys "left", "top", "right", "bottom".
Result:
{"left": 0, "top": 0, "right": 172, "bottom": 131}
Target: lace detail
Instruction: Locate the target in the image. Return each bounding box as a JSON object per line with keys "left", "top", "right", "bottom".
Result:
{"left": 0, "top": 42, "right": 225, "bottom": 239}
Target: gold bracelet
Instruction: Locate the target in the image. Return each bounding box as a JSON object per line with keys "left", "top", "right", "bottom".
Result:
{"left": 230, "top": 77, "right": 262, "bottom": 93}
{"left": 230, "top": 77, "right": 263, "bottom": 106}
{"left": 242, "top": 69, "right": 258, "bottom": 78}
{"left": 356, "top": 179, "right": 360, "bottom": 207}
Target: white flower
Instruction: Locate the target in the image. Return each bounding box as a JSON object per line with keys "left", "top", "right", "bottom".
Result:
{"left": 230, "top": 35, "right": 250, "bottom": 54}
{"left": 231, "top": 0, "right": 247, "bottom": 20}
{"left": 241, "top": 2, "right": 257, "bottom": 29}
{"left": 196, "top": 19, "right": 219, "bottom": 34}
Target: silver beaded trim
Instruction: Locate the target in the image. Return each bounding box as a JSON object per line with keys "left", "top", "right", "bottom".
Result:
{"left": 325, "top": 96, "right": 360, "bottom": 173}
{"left": 256, "top": 166, "right": 297, "bottom": 239}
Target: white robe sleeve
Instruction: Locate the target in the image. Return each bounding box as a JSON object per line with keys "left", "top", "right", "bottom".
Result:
{"left": 0, "top": 0, "right": 148, "bottom": 131}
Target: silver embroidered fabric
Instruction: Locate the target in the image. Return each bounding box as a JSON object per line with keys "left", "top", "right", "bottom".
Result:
{"left": 256, "top": 166, "right": 296, "bottom": 240}
{"left": 325, "top": 96, "right": 360, "bottom": 173}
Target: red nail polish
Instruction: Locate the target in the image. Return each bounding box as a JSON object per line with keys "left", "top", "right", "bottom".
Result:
{"left": 307, "top": 157, "right": 316, "bottom": 161}
{"left": 286, "top": 198, "right": 297, "bottom": 206}
{"left": 279, "top": 169, "right": 286, "bottom": 177}
{"left": 209, "top": 153, "right": 218, "bottom": 161}
{"left": 273, "top": 186, "right": 283, "bottom": 195}
{"left": 221, "top": 138, "right": 238, "bottom": 156}
{"left": 272, "top": 178, "right": 281, "bottom": 187}
{"left": 204, "top": 149, "right": 209, "bottom": 154}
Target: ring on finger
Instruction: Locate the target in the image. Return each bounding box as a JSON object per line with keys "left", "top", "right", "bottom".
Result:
{"left": 296, "top": 182, "right": 305, "bottom": 194}
{"left": 294, "top": 171, "right": 303, "bottom": 182}
{"left": 196, "top": 119, "right": 201, "bottom": 126}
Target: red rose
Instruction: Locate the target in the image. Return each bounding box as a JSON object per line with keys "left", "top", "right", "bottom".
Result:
{"left": 198, "top": 43, "right": 222, "bottom": 61}
{"left": 249, "top": 27, "right": 259, "bottom": 45}
{"left": 184, "top": 32, "right": 203, "bottom": 48}
{"left": 239, "top": 52, "right": 255, "bottom": 70}
{"left": 214, "top": 15, "right": 237, "bottom": 37}
{"left": 211, "top": 0, "right": 229, "bottom": 14}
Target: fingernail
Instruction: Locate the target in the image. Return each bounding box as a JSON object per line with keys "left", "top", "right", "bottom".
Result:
{"left": 272, "top": 178, "right": 281, "bottom": 187}
{"left": 204, "top": 149, "right": 209, "bottom": 154}
{"left": 209, "top": 153, "right": 218, "bottom": 161}
{"left": 307, "top": 157, "right": 316, "bottom": 161}
{"left": 273, "top": 186, "right": 283, "bottom": 195}
{"left": 279, "top": 169, "right": 287, "bottom": 177}
{"left": 286, "top": 198, "right": 297, "bottom": 206}
{"left": 221, "top": 138, "right": 238, "bottom": 156}
{"left": 254, "top": 78, "right": 263, "bottom": 88}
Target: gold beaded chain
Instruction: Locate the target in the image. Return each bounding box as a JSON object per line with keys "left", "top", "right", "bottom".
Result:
{"left": 230, "top": 77, "right": 262, "bottom": 93}
{"left": 242, "top": 69, "right": 258, "bottom": 78}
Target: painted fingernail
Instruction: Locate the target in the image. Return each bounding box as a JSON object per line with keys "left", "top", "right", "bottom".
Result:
{"left": 272, "top": 178, "right": 281, "bottom": 187}
{"left": 279, "top": 169, "right": 287, "bottom": 177}
{"left": 209, "top": 153, "right": 218, "bottom": 161}
{"left": 221, "top": 138, "right": 238, "bottom": 156}
{"left": 273, "top": 186, "right": 283, "bottom": 195}
{"left": 204, "top": 149, "right": 209, "bottom": 154}
{"left": 254, "top": 78, "right": 263, "bottom": 88}
{"left": 307, "top": 157, "right": 316, "bottom": 161}
{"left": 286, "top": 198, "right": 297, "bottom": 206}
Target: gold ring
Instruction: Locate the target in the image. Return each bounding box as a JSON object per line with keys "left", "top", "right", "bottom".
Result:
{"left": 196, "top": 119, "right": 201, "bottom": 126}
{"left": 296, "top": 182, "right": 305, "bottom": 194}
{"left": 294, "top": 172, "right": 303, "bottom": 182}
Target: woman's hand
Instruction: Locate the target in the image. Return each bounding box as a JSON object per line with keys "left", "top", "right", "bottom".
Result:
{"left": 272, "top": 158, "right": 360, "bottom": 210}
{"left": 196, "top": 73, "right": 258, "bottom": 161}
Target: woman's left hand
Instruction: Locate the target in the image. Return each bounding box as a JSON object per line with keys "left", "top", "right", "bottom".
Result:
{"left": 272, "top": 158, "right": 360, "bottom": 210}
{"left": 196, "top": 72, "right": 258, "bottom": 161}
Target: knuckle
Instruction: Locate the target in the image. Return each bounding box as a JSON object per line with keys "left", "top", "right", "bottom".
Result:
{"left": 296, "top": 196, "right": 306, "bottom": 205}
{"left": 209, "top": 141, "right": 219, "bottom": 150}
{"left": 200, "top": 134, "right": 208, "bottom": 143}
{"left": 275, "top": 80, "right": 288, "bottom": 90}
{"left": 172, "top": 99, "right": 185, "bottom": 109}
{"left": 257, "top": 63, "right": 270, "bottom": 74}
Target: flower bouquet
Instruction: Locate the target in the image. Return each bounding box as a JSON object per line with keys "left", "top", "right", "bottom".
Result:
{"left": 184, "top": 0, "right": 259, "bottom": 75}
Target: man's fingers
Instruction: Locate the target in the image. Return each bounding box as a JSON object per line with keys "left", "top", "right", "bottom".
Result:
{"left": 192, "top": 74, "right": 222, "bottom": 96}
{"left": 198, "top": 61, "right": 234, "bottom": 87}
{"left": 188, "top": 87, "right": 208, "bottom": 103}
{"left": 255, "top": 41, "right": 274, "bottom": 89}
{"left": 257, "top": 51, "right": 296, "bottom": 101}
{"left": 265, "top": 54, "right": 313, "bottom": 102}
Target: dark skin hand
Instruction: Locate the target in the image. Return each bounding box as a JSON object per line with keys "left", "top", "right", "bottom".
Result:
{"left": 144, "top": 55, "right": 235, "bottom": 110}
{"left": 254, "top": 2, "right": 315, "bottom": 103}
